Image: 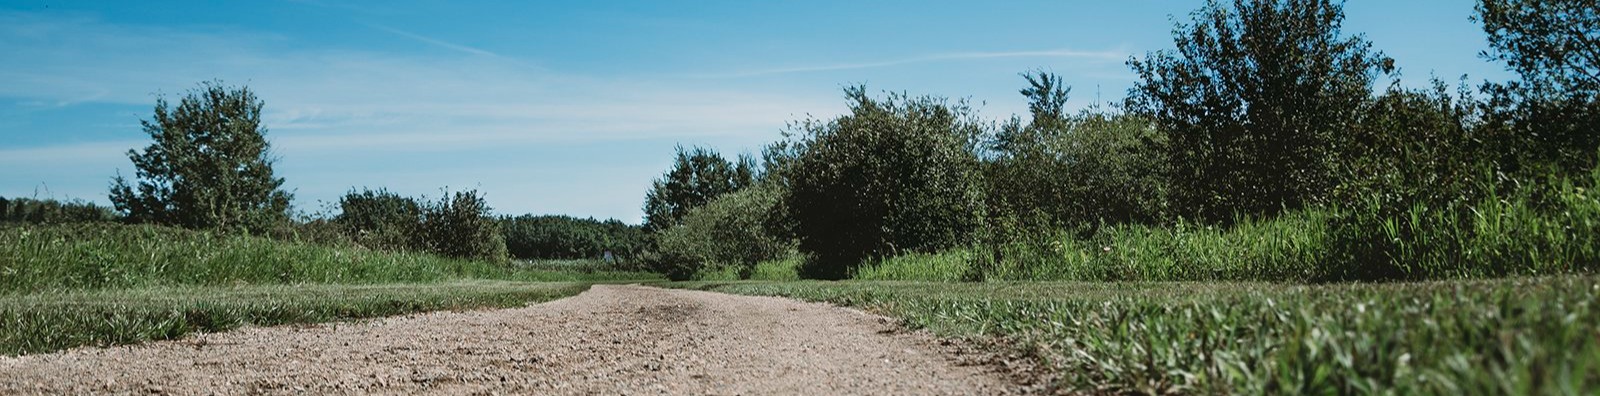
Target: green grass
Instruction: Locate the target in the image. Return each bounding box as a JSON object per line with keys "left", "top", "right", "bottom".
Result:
{"left": 669, "top": 276, "right": 1600, "bottom": 394}
{"left": 855, "top": 248, "right": 975, "bottom": 281}
{"left": 0, "top": 222, "right": 661, "bottom": 355}
{"left": 1, "top": 223, "right": 660, "bottom": 293}
{"left": 0, "top": 281, "right": 589, "bottom": 355}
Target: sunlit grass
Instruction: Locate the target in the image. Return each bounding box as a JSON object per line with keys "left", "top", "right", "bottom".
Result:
{"left": 671, "top": 276, "right": 1600, "bottom": 394}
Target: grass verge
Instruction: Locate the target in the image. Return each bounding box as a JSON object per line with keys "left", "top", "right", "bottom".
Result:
{"left": 0, "top": 223, "right": 660, "bottom": 293}
{"left": 0, "top": 280, "right": 588, "bottom": 356}
{"left": 668, "top": 276, "right": 1600, "bottom": 394}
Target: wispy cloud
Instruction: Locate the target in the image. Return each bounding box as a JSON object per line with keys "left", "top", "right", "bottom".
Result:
{"left": 0, "top": 10, "right": 840, "bottom": 220}
{"left": 711, "top": 48, "right": 1130, "bottom": 78}
{"left": 0, "top": 11, "right": 834, "bottom": 151}
{"left": 363, "top": 23, "right": 499, "bottom": 57}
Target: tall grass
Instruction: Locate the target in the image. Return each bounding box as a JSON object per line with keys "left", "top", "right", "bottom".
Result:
{"left": 0, "top": 223, "right": 659, "bottom": 294}
{"left": 861, "top": 163, "right": 1600, "bottom": 284}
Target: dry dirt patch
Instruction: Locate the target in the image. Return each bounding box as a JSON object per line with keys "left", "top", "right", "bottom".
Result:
{"left": 0, "top": 284, "right": 1022, "bottom": 395}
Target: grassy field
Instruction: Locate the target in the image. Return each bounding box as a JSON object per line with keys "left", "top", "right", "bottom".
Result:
{"left": 1, "top": 222, "right": 660, "bottom": 355}
{"left": 669, "top": 276, "right": 1600, "bottom": 394}
{"left": 0, "top": 281, "right": 588, "bottom": 355}
{"left": 1, "top": 223, "right": 658, "bottom": 293}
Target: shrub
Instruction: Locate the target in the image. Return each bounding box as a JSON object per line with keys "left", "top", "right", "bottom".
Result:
{"left": 418, "top": 190, "right": 507, "bottom": 263}
{"left": 652, "top": 183, "right": 794, "bottom": 280}
{"left": 785, "top": 86, "right": 986, "bottom": 279}
{"left": 334, "top": 188, "right": 421, "bottom": 252}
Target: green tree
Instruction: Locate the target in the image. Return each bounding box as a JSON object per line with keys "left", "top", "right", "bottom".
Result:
{"left": 109, "top": 81, "right": 292, "bottom": 233}
{"left": 641, "top": 146, "right": 750, "bottom": 233}
{"left": 1126, "top": 0, "right": 1391, "bottom": 222}
{"left": 1475, "top": 0, "right": 1600, "bottom": 176}
{"left": 785, "top": 86, "right": 985, "bottom": 279}
{"left": 501, "top": 214, "right": 646, "bottom": 261}
{"left": 1477, "top": 0, "right": 1599, "bottom": 96}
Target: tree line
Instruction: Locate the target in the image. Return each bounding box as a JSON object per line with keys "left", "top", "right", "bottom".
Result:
{"left": 640, "top": 0, "right": 1600, "bottom": 281}
{"left": 5, "top": 83, "right": 647, "bottom": 266}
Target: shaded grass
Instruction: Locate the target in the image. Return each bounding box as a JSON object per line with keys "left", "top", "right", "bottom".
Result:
{"left": 670, "top": 276, "right": 1600, "bottom": 394}
{"left": 0, "top": 223, "right": 660, "bottom": 294}
{"left": 1, "top": 281, "right": 588, "bottom": 356}
{"left": 855, "top": 249, "right": 974, "bottom": 282}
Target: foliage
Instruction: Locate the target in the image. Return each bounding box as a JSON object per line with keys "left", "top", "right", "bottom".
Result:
{"left": 334, "top": 188, "right": 422, "bottom": 252}
{"left": 329, "top": 188, "right": 509, "bottom": 263}
{"left": 677, "top": 276, "right": 1600, "bottom": 395}
{"left": 784, "top": 86, "right": 986, "bottom": 279}
{"left": 500, "top": 214, "right": 646, "bottom": 263}
{"left": 1334, "top": 79, "right": 1485, "bottom": 212}
{"left": 109, "top": 81, "right": 293, "bottom": 234}
{"left": 1475, "top": 0, "right": 1600, "bottom": 177}
{"left": 1476, "top": 0, "right": 1599, "bottom": 97}
{"left": 0, "top": 197, "right": 118, "bottom": 224}
{"left": 418, "top": 189, "right": 508, "bottom": 263}
{"left": 1126, "top": 0, "right": 1391, "bottom": 223}
{"left": 642, "top": 146, "right": 753, "bottom": 233}
{"left": 984, "top": 108, "right": 1168, "bottom": 233}
{"left": 652, "top": 183, "right": 795, "bottom": 280}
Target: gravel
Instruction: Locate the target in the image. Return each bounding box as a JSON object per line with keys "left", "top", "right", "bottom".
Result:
{"left": 0, "top": 284, "right": 1023, "bottom": 395}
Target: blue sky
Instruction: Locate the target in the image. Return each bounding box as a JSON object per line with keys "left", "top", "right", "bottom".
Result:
{"left": 0, "top": 1, "right": 1511, "bottom": 223}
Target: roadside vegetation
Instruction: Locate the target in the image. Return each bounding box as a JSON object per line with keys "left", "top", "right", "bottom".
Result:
{"left": 672, "top": 277, "right": 1599, "bottom": 394}
{"left": 2, "top": 73, "right": 654, "bottom": 356}
{"left": 636, "top": 0, "right": 1600, "bottom": 394}
{"left": 3, "top": 0, "right": 1596, "bottom": 393}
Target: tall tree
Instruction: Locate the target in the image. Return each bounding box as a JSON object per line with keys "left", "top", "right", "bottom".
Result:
{"left": 1478, "top": 0, "right": 1600, "bottom": 96}
{"left": 1126, "top": 0, "right": 1390, "bottom": 222}
{"left": 1475, "top": 0, "right": 1600, "bottom": 175}
{"left": 109, "top": 81, "right": 292, "bottom": 232}
{"left": 642, "top": 146, "right": 746, "bottom": 233}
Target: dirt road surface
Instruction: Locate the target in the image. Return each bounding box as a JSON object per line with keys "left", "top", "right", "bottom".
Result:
{"left": 0, "top": 285, "right": 1024, "bottom": 395}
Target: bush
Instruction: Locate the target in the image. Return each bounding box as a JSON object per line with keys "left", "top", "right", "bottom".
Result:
{"left": 334, "top": 188, "right": 422, "bottom": 252}
{"left": 328, "top": 188, "right": 507, "bottom": 263}
{"left": 418, "top": 190, "right": 508, "bottom": 263}
{"left": 785, "top": 86, "right": 986, "bottom": 279}
{"left": 652, "top": 183, "right": 794, "bottom": 280}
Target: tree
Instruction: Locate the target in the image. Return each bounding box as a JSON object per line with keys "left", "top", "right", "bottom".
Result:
{"left": 109, "top": 81, "right": 292, "bottom": 233}
{"left": 1126, "top": 0, "right": 1391, "bottom": 222}
{"left": 641, "top": 146, "right": 750, "bottom": 233}
{"left": 785, "top": 86, "right": 985, "bottom": 279}
{"left": 1477, "top": 0, "right": 1599, "bottom": 97}
{"left": 501, "top": 214, "right": 647, "bottom": 261}
{"left": 1475, "top": 0, "right": 1600, "bottom": 175}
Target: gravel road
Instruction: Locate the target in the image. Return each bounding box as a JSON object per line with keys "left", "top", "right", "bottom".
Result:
{"left": 0, "top": 284, "right": 1023, "bottom": 395}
